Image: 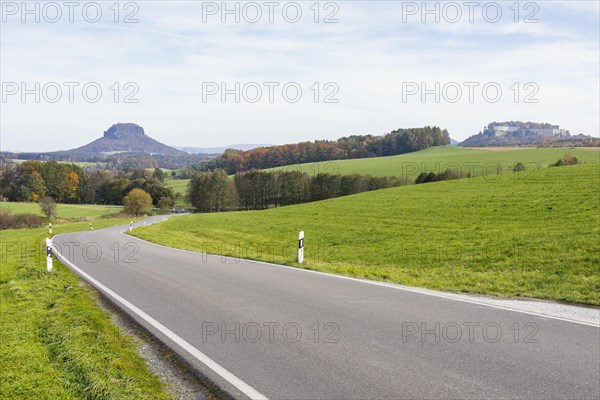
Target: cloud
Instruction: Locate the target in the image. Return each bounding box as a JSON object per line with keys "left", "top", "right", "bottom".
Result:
{"left": 1, "top": 1, "right": 598, "bottom": 151}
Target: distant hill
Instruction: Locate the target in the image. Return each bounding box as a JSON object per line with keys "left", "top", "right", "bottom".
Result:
{"left": 174, "top": 144, "right": 273, "bottom": 154}
{"left": 459, "top": 121, "right": 599, "bottom": 147}
{"left": 1, "top": 123, "right": 214, "bottom": 169}
{"left": 75, "top": 123, "right": 186, "bottom": 155}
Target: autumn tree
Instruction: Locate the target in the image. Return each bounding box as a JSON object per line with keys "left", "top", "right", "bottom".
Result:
{"left": 123, "top": 188, "right": 153, "bottom": 217}
{"left": 67, "top": 171, "right": 80, "bottom": 200}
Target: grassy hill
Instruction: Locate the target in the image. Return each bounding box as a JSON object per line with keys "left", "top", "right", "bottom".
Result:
{"left": 166, "top": 147, "right": 599, "bottom": 205}
{"left": 1, "top": 202, "right": 122, "bottom": 219}
{"left": 132, "top": 164, "right": 600, "bottom": 305}
{"left": 269, "top": 146, "right": 600, "bottom": 179}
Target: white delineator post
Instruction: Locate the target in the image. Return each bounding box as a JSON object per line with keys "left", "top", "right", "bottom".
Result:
{"left": 46, "top": 238, "right": 53, "bottom": 272}
{"left": 298, "top": 231, "right": 304, "bottom": 264}
{"left": 130, "top": 221, "right": 133, "bottom": 232}
{"left": 48, "top": 222, "right": 52, "bottom": 235}
{"left": 90, "top": 223, "right": 93, "bottom": 230}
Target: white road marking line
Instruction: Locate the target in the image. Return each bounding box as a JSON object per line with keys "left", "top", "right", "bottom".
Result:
{"left": 50, "top": 238, "right": 268, "bottom": 400}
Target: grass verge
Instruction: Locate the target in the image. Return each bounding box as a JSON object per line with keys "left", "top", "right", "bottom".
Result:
{"left": 131, "top": 164, "right": 600, "bottom": 306}
{"left": 0, "top": 218, "right": 173, "bottom": 399}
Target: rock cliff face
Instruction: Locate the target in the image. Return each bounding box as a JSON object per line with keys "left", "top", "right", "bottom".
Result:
{"left": 102, "top": 123, "right": 146, "bottom": 139}
{"left": 74, "top": 123, "right": 185, "bottom": 155}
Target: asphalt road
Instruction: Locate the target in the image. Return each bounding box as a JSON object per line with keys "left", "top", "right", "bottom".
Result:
{"left": 52, "top": 217, "right": 600, "bottom": 400}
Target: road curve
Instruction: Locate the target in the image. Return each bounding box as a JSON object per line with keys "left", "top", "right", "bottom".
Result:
{"left": 52, "top": 218, "right": 600, "bottom": 399}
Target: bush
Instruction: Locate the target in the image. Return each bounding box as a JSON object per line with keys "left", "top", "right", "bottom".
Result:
{"left": 415, "top": 168, "right": 467, "bottom": 185}
{"left": 552, "top": 153, "right": 579, "bottom": 167}
{"left": 513, "top": 162, "right": 526, "bottom": 172}
{"left": 415, "top": 172, "right": 438, "bottom": 184}
{"left": 158, "top": 196, "right": 174, "bottom": 212}
{"left": 123, "top": 188, "right": 153, "bottom": 217}
{"left": 0, "top": 209, "right": 42, "bottom": 229}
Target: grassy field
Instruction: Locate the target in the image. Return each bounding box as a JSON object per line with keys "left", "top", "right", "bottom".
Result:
{"left": 0, "top": 202, "right": 123, "bottom": 219}
{"left": 165, "top": 178, "right": 189, "bottom": 196}
{"left": 165, "top": 179, "right": 192, "bottom": 207}
{"left": 132, "top": 164, "right": 600, "bottom": 305}
{"left": 270, "top": 146, "right": 600, "bottom": 180}
{"left": 167, "top": 147, "right": 599, "bottom": 198}
{"left": 0, "top": 218, "right": 173, "bottom": 399}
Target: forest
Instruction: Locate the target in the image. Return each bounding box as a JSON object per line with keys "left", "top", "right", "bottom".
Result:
{"left": 202, "top": 126, "right": 450, "bottom": 174}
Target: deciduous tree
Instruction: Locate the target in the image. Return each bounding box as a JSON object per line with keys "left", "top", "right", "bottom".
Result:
{"left": 39, "top": 196, "right": 57, "bottom": 219}
{"left": 123, "top": 188, "right": 153, "bottom": 217}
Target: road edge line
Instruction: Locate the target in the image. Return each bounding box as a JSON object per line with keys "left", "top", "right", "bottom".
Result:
{"left": 50, "top": 236, "right": 269, "bottom": 400}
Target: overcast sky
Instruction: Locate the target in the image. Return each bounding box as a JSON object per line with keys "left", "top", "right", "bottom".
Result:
{"left": 1, "top": 0, "right": 598, "bottom": 152}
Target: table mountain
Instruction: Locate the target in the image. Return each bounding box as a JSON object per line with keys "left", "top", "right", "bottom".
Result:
{"left": 74, "top": 123, "right": 185, "bottom": 155}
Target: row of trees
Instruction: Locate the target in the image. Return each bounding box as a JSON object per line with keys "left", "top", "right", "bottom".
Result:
{"left": 415, "top": 168, "right": 469, "bottom": 184}
{"left": 0, "top": 150, "right": 214, "bottom": 170}
{"left": 0, "top": 160, "right": 175, "bottom": 208}
{"left": 1, "top": 160, "right": 85, "bottom": 203}
{"left": 188, "top": 170, "right": 406, "bottom": 212}
{"left": 202, "top": 127, "right": 450, "bottom": 174}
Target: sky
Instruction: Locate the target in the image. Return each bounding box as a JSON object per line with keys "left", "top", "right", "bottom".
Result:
{"left": 1, "top": 0, "right": 599, "bottom": 152}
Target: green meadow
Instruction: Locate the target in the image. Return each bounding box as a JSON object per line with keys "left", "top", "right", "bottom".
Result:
{"left": 165, "top": 178, "right": 189, "bottom": 196}
{"left": 132, "top": 164, "right": 600, "bottom": 305}
{"left": 167, "top": 147, "right": 599, "bottom": 199}
{"left": 270, "top": 146, "right": 600, "bottom": 179}
{"left": 0, "top": 202, "right": 122, "bottom": 219}
{"left": 0, "top": 218, "right": 173, "bottom": 399}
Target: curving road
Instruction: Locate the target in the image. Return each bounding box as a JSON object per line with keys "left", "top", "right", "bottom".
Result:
{"left": 52, "top": 218, "right": 600, "bottom": 400}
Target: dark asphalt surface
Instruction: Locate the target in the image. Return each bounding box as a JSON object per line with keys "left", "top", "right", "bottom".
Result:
{"left": 52, "top": 217, "right": 600, "bottom": 399}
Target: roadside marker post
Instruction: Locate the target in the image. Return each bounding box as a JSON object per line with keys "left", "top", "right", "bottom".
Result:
{"left": 48, "top": 222, "right": 52, "bottom": 235}
{"left": 90, "top": 223, "right": 93, "bottom": 230}
{"left": 46, "top": 238, "right": 53, "bottom": 272}
{"left": 298, "top": 231, "right": 304, "bottom": 264}
{"left": 130, "top": 221, "right": 133, "bottom": 232}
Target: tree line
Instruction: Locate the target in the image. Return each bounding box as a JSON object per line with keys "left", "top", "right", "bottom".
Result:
{"left": 0, "top": 151, "right": 215, "bottom": 170}
{"left": 0, "top": 159, "right": 175, "bottom": 208}
{"left": 202, "top": 127, "right": 450, "bottom": 174}
{"left": 187, "top": 169, "right": 407, "bottom": 212}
